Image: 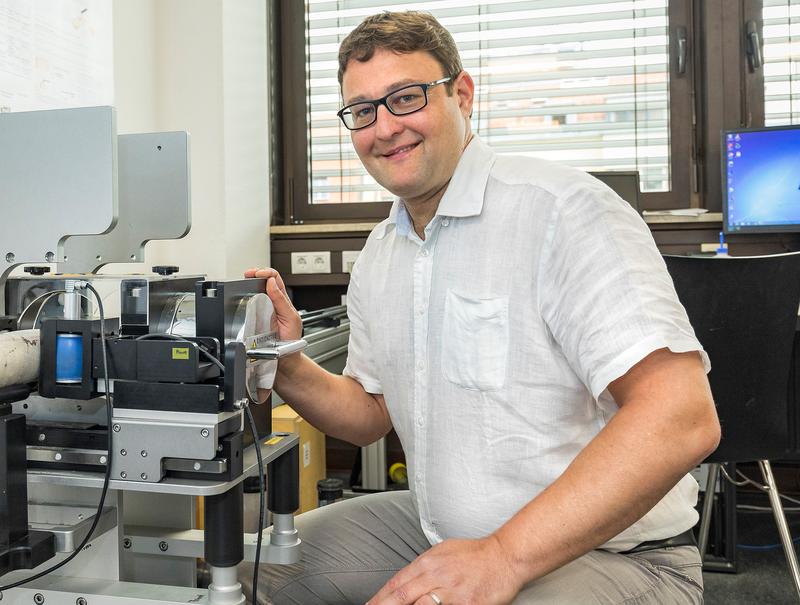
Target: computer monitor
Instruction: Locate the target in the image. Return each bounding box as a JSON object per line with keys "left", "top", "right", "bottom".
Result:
{"left": 589, "top": 171, "right": 641, "bottom": 213}
{"left": 723, "top": 124, "right": 800, "bottom": 234}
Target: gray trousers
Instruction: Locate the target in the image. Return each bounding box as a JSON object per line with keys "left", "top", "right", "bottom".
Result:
{"left": 238, "top": 491, "right": 703, "bottom": 605}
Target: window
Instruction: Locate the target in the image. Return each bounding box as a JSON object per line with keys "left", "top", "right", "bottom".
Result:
{"left": 763, "top": 0, "right": 800, "bottom": 125}
{"left": 276, "top": 0, "right": 698, "bottom": 222}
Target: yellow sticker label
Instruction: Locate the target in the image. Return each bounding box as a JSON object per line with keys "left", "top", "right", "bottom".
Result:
{"left": 265, "top": 436, "right": 284, "bottom": 446}
{"left": 172, "top": 347, "right": 190, "bottom": 360}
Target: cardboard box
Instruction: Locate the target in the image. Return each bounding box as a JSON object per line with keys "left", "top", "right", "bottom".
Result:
{"left": 272, "top": 403, "right": 327, "bottom": 514}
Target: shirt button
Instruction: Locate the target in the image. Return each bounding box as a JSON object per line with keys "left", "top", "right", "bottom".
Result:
{"left": 416, "top": 361, "right": 425, "bottom": 371}
{"left": 417, "top": 416, "right": 425, "bottom": 426}
{"left": 421, "top": 249, "right": 430, "bottom": 257}
{"left": 442, "top": 219, "right": 450, "bottom": 227}
{"left": 416, "top": 472, "right": 423, "bottom": 482}
{"left": 417, "top": 307, "right": 425, "bottom": 316}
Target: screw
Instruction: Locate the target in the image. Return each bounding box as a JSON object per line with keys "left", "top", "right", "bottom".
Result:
{"left": 99, "top": 456, "right": 107, "bottom": 464}
{"left": 120, "top": 449, "right": 127, "bottom": 456}
{"left": 34, "top": 594, "right": 45, "bottom": 604}
{"left": 38, "top": 433, "right": 46, "bottom": 442}
{"left": 120, "top": 471, "right": 127, "bottom": 479}
{"left": 201, "top": 428, "right": 209, "bottom": 438}
{"left": 76, "top": 598, "right": 87, "bottom": 605}
{"left": 217, "top": 445, "right": 224, "bottom": 452}
{"left": 193, "top": 462, "right": 202, "bottom": 471}
{"left": 54, "top": 452, "right": 62, "bottom": 461}
{"left": 113, "top": 424, "right": 121, "bottom": 432}
{"left": 122, "top": 537, "right": 132, "bottom": 549}
{"left": 158, "top": 541, "right": 168, "bottom": 552}
{"left": 140, "top": 473, "right": 147, "bottom": 480}
{"left": 140, "top": 450, "right": 147, "bottom": 457}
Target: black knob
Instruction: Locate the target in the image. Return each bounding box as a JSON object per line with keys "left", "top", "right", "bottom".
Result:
{"left": 152, "top": 265, "right": 179, "bottom": 276}
{"left": 23, "top": 266, "right": 50, "bottom": 276}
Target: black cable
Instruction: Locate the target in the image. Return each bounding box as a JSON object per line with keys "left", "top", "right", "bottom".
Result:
{"left": 0, "top": 282, "right": 113, "bottom": 594}
{"left": 135, "top": 333, "right": 226, "bottom": 373}
{"left": 244, "top": 404, "right": 266, "bottom": 605}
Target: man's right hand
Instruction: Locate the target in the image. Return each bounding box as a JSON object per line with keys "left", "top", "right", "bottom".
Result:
{"left": 244, "top": 267, "right": 303, "bottom": 342}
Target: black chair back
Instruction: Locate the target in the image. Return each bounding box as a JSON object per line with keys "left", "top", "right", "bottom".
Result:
{"left": 664, "top": 253, "right": 800, "bottom": 463}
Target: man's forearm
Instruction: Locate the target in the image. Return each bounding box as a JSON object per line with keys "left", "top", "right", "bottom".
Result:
{"left": 273, "top": 353, "right": 391, "bottom": 446}
{"left": 493, "top": 351, "right": 720, "bottom": 586}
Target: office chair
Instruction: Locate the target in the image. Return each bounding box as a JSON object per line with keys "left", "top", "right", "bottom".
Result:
{"left": 589, "top": 171, "right": 641, "bottom": 212}
{"left": 664, "top": 252, "right": 800, "bottom": 600}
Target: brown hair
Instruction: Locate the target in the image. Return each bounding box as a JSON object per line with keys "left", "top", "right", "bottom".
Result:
{"left": 338, "top": 11, "right": 463, "bottom": 93}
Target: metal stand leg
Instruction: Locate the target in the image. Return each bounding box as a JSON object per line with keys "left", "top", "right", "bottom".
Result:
{"left": 759, "top": 459, "right": 800, "bottom": 602}
{"left": 208, "top": 564, "right": 246, "bottom": 605}
{"left": 698, "top": 463, "right": 720, "bottom": 559}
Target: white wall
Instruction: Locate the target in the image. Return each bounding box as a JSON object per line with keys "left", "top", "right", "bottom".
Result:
{"left": 109, "top": 0, "right": 270, "bottom": 280}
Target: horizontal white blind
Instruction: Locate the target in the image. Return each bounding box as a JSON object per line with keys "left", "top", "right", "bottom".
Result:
{"left": 764, "top": 0, "right": 800, "bottom": 126}
{"left": 306, "top": 0, "right": 670, "bottom": 204}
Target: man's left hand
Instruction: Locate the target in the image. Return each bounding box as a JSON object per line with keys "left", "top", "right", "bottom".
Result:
{"left": 368, "top": 535, "right": 525, "bottom": 605}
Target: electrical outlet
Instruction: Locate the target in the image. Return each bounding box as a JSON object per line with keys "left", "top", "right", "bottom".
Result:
{"left": 291, "top": 251, "right": 331, "bottom": 274}
{"left": 341, "top": 250, "right": 361, "bottom": 273}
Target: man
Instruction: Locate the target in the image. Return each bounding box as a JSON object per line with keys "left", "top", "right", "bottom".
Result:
{"left": 244, "top": 11, "right": 720, "bottom": 605}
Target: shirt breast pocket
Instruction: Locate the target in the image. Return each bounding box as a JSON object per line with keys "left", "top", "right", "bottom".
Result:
{"left": 442, "top": 289, "right": 509, "bottom": 391}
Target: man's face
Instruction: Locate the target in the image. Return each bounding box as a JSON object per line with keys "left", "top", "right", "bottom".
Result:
{"left": 341, "top": 49, "right": 474, "bottom": 204}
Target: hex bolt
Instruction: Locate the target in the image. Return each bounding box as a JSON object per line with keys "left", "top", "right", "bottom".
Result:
{"left": 112, "top": 424, "right": 121, "bottom": 432}
{"left": 34, "top": 594, "right": 45, "bottom": 605}
{"left": 122, "top": 537, "right": 132, "bottom": 549}
{"left": 140, "top": 450, "right": 147, "bottom": 457}
{"left": 201, "top": 428, "right": 210, "bottom": 438}
{"left": 120, "top": 449, "right": 127, "bottom": 456}
{"left": 120, "top": 471, "right": 127, "bottom": 479}
{"left": 140, "top": 473, "right": 148, "bottom": 480}
{"left": 76, "top": 598, "right": 87, "bottom": 605}
{"left": 158, "top": 541, "right": 169, "bottom": 552}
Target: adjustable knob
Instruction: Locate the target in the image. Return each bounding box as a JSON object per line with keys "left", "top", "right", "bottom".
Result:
{"left": 152, "top": 265, "right": 179, "bottom": 276}
{"left": 23, "top": 266, "right": 50, "bottom": 276}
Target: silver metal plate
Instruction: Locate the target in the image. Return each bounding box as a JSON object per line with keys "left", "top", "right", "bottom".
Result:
{"left": 0, "top": 106, "right": 117, "bottom": 267}
{"left": 26, "top": 432, "right": 299, "bottom": 496}
{"left": 110, "top": 415, "right": 229, "bottom": 483}
{"left": 61, "top": 131, "right": 191, "bottom": 273}
{"left": 28, "top": 503, "right": 117, "bottom": 553}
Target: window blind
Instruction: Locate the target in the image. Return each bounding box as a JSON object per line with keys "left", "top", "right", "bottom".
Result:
{"left": 305, "top": 0, "right": 671, "bottom": 204}
{"left": 764, "top": 0, "right": 800, "bottom": 126}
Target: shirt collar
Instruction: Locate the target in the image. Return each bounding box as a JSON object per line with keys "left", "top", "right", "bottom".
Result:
{"left": 373, "top": 135, "right": 496, "bottom": 239}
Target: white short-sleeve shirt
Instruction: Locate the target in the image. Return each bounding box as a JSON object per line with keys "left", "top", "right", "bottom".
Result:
{"left": 343, "top": 136, "right": 709, "bottom": 551}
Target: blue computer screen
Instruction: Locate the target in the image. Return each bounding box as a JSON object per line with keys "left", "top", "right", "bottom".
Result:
{"left": 724, "top": 126, "right": 800, "bottom": 233}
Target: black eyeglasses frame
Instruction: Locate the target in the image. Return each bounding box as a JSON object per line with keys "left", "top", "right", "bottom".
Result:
{"left": 337, "top": 76, "right": 453, "bottom": 131}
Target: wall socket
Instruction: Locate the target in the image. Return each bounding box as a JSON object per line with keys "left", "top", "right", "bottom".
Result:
{"left": 291, "top": 251, "right": 331, "bottom": 274}
{"left": 341, "top": 250, "right": 361, "bottom": 273}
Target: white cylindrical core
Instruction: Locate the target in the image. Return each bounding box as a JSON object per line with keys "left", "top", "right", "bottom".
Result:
{"left": 0, "top": 329, "right": 40, "bottom": 388}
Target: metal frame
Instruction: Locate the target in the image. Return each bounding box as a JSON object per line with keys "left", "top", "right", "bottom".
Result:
{"left": 698, "top": 460, "right": 800, "bottom": 599}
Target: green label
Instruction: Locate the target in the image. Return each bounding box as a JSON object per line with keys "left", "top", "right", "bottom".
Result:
{"left": 172, "top": 347, "right": 190, "bottom": 360}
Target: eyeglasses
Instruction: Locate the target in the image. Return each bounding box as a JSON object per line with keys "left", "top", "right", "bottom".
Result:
{"left": 337, "top": 77, "right": 452, "bottom": 131}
